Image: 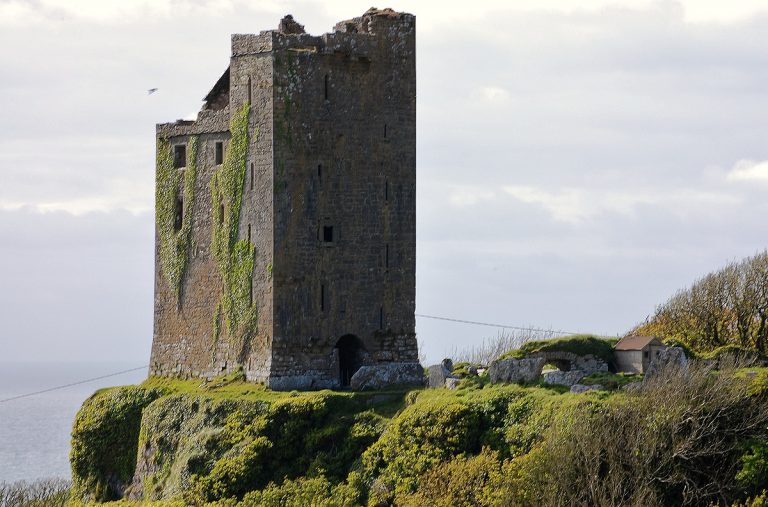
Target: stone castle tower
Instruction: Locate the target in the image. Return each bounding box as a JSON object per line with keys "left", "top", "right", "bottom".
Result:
{"left": 149, "top": 8, "right": 421, "bottom": 390}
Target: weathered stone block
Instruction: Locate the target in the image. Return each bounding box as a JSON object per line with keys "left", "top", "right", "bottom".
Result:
{"left": 488, "top": 357, "right": 545, "bottom": 384}
{"left": 645, "top": 347, "right": 688, "bottom": 379}
{"left": 427, "top": 358, "right": 454, "bottom": 388}
{"left": 543, "top": 369, "right": 586, "bottom": 387}
{"left": 350, "top": 362, "right": 424, "bottom": 391}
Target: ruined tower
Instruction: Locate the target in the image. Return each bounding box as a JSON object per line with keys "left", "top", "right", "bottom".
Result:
{"left": 149, "top": 9, "right": 420, "bottom": 390}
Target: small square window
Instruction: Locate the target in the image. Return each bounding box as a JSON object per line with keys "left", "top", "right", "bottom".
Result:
{"left": 215, "top": 142, "right": 224, "bottom": 165}
{"left": 323, "top": 226, "right": 334, "bottom": 243}
{"left": 173, "top": 145, "right": 186, "bottom": 168}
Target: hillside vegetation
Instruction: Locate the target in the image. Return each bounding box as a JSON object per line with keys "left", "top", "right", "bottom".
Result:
{"left": 68, "top": 363, "right": 768, "bottom": 507}
{"left": 634, "top": 251, "right": 768, "bottom": 354}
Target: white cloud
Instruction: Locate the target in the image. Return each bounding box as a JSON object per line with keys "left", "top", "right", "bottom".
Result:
{"left": 727, "top": 160, "right": 768, "bottom": 182}
{"left": 502, "top": 185, "right": 741, "bottom": 224}
{"left": 470, "top": 86, "right": 511, "bottom": 104}
{"left": 448, "top": 186, "right": 496, "bottom": 207}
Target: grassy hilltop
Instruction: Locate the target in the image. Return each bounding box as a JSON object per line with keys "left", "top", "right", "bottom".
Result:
{"left": 63, "top": 359, "right": 768, "bottom": 507}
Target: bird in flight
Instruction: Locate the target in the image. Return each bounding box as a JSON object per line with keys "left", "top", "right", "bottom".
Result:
{"left": 148, "top": 88, "right": 158, "bottom": 95}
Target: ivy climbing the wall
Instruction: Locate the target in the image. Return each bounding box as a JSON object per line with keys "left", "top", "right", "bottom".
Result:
{"left": 156, "top": 135, "right": 198, "bottom": 303}
{"left": 211, "top": 102, "right": 257, "bottom": 343}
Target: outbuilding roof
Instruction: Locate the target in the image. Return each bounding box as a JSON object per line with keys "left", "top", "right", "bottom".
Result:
{"left": 614, "top": 335, "right": 663, "bottom": 351}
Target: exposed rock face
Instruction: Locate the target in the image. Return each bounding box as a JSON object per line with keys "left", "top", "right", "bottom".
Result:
{"left": 445, "top": 378, "right": 461, "bottom": 390}
{"left": 645, "top": 347, "right": 688, "bottom": 379}
{"left": 570, "top": 384, "right": 601, "bottom": 394}
{"left": 428, "top": 358, "right": 455, "bottom": 388}
{"left": 530, "top": 352, "right": 609, "bottom": 375}
{"left": 489, "top": 357, "right": 545, "bottom": 384}
{"left": 350, "top": 362, "right": 424, "bottom": 390}
{"left": 543, "top": 370, "right": 586, "bottom": 387}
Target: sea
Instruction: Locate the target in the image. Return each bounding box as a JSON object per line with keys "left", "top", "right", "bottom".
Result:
{"left": 0, "top": 362, "right": 147, "bottom": 483}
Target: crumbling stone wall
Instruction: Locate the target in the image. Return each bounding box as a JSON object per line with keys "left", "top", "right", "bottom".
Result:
{"left": 149, "top": 8, "right": 417, "bottom": 390}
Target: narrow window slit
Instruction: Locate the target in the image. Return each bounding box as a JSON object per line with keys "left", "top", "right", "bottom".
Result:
{"left": 215, "top": 142, "right": 224, "bottom": 165}
{"left": 321, "top": 284, "right": 326, "bottom": 312}
{"left": 323, "top": 226, "right": 334, "bottom": 243}
{"left": 324, "top": 74, "right": 329, "bottom": 101}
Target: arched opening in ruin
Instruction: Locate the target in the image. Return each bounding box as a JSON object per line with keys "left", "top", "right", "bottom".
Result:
{"left": 335, "top": 334, "right": 365, "bottom": 388}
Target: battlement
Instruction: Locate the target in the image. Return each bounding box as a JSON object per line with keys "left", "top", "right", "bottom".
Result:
{"left": 232, "top": 8, "right": 414, "bottom": 57}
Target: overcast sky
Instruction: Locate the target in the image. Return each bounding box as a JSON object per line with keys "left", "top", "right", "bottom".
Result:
{"left": 1, "top": 0, "right": 767, "bottom": 366}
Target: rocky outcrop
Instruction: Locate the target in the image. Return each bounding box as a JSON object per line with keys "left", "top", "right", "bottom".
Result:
{"left": 428, "top": 359, "right": 455, "bottom": 388}
{"left": 350, "top": 362, "right": 424, "bottom": 390}
{"left": 489, "top": 357, "right": 545, "bottom": 384}
{"left": 645, "top": 347, "right": 688, "bottom": 379}
{"left": 543, "top": 370, "right": 586, "bottom": 387}
{"left": 445, "top": 378, "right": 461, "bottom": 390}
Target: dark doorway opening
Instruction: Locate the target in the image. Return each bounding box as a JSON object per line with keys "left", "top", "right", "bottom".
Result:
{"left": 335, "top": 334, "right": 365, "bottom": 387}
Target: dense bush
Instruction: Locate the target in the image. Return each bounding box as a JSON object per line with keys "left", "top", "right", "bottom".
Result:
{"left": 634, "top": 251, "right": 768, "bottom": 354}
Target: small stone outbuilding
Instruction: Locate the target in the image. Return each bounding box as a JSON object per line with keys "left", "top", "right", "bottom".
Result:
{"left": 614, "top": 336, "right": 667, "bottom": 373}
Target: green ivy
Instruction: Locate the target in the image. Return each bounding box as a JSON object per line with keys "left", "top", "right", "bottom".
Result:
{"left": 210, "top": 102, "right": 257, "bottom": 344}
{"left": 156, "top": 136, "right": 199, "bottom": 302}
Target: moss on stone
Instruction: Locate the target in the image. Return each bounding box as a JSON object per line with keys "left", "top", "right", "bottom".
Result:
{"left": 156, "top": 136, "right": 199, "bottom": 303}
{"left": 500, "top": 334, "right": 618, "bottom": 364}
{"left": 210, "top": 102, "right": 257, "bottom": 346}
{"left": 70, "top": 386, "right": 166, "bottom": 503}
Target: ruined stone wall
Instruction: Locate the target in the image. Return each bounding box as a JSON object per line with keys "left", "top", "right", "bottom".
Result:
{"left": 268, "top": 10, "right": 417, "bottom": 389}
{"left": 150, "top": 113, "right": 230, "bottom": 378}
{"left": 150, "top": 32, "right": 275, "bottom": 380}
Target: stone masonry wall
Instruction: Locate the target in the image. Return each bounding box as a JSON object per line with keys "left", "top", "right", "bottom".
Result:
{"left": 150, "top": 10, "right": 417, "bottom": 389}
{"left": 269, "top": 9, "right": 418, "bottom": 388}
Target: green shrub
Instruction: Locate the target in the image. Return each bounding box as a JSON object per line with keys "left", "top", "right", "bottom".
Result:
{"left": 737, "top": 441, "right": 768, "bottom": 494}
{"left": 580, "top": 372, "right": 643, "bottom": 390}
{"left": 237, "top": 475, "right": 360, "bottom": 507}
{"left": 395, "top": 448, "right": 504, "bottom": 507}
{"left": 700, "top": 344, "right": 764, "bottom": 364}
{"left": 733, "top": 492, "right": 768, "bottom": 507}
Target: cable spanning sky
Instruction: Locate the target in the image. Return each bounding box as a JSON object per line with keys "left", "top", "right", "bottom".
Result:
{"left": 1, "top": 0, "right": 767, "bottom": 364}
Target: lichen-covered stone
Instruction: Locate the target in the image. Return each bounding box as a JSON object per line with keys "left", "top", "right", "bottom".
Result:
{"left": 645, "top": 347, "right": 688, "bottom": 379}
{"left": 543, "top": 369, "right": 586, "bottom": 387}
{"left": 428, "top": 358, "right": 454, "bottom": 388}
{"left": 350, "top": 362, "right": 424, "bottom": 390}
{"left": 488, "top": 357, "right": 545, "bottom": 384}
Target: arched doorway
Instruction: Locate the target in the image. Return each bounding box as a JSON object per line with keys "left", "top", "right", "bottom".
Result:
{"left": 335, "top": 335, "right": 365, "bottom": 387}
